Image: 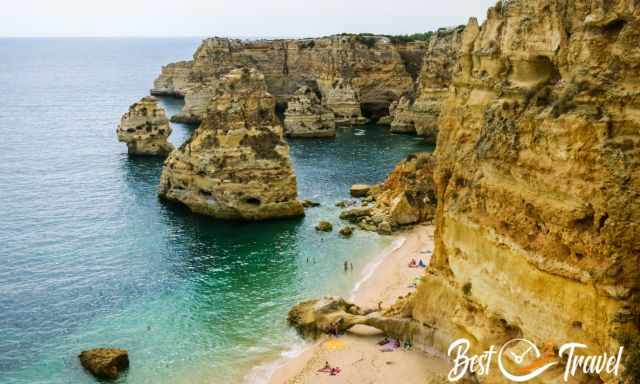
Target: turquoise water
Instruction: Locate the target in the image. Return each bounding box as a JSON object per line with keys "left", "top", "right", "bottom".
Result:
{"left": 0, "top": 38, "right": 432, "bottom": 383}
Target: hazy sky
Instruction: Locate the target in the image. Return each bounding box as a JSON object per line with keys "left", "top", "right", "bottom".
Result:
{"left": 1, "top": 0, "right": 497, "bottom": 37}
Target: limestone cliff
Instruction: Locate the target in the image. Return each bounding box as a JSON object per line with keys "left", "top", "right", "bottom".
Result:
{"left": 158, "top": 68, "right": 304, "bottom": 220}
{"left": 390, "top": 27, "right": 464, "bottom": 141}
{"left": 284, "top": 86, "right": 336, "bottom": 138}
{"left": 151, "top": 35, "right": 416, "bottom": 124}
{"left": 412, "top": 1, "right": 640, "bottom": 381}
{"left": 116, "top": 96, "right": 174, "bottom": 156}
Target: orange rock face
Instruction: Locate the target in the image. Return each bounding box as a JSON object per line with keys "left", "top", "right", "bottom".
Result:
{"left": 407, "top": 1, "right": 640, "bottom": 382}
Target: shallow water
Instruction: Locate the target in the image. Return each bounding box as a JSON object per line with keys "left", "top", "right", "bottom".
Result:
{"left": 0, "top": 38, "right": 432, "bottom": 383}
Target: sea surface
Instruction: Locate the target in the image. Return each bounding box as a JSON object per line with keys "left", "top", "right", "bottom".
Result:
{"left": 0, "top": 38, "right": 432, "bottom": 383}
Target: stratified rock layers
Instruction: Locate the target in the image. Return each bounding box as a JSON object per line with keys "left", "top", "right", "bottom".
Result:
{"left": 390, "top": 27, "right": 464, "bottom": 141}
{"left": 159, "top": 68, "right": 304, "bottom": 220}
{"left": 412, "top": 1, "right": 639, "bottom": 381}
{"left": 116, "top": 96, "right": 174, "bottom": 156}
{"left": 152, "top": 36, "right": 416, "bottom": 125}
{"left": 284, "top": 86, "right": 336, "bottom": 137}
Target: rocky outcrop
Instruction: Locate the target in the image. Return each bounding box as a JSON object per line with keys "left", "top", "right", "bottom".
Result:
{"left": 390, "top": 27, "right": 464, "bottom": 141}
{"left": 389, "top": 96, "right": 415, "bottom": 133}
{"left": 373, "top": 153, "right": 436, "bottom": 226}
{"left": 152, "top": 35, "right": 415, "bottom": 125}
{"left": 318, "top": 78, "right": 368, "bottom": 126}
{"left": 283, "top": 86, "right": 336, "bottom": 137}
{"left": 158, "top": 68, "right": 304, "bottom": 220}
{"left": 151, "top": 61, "right": 193, "bottom": 97}
{"left": 349, "top": 184, "right": 371, "bottom": 197}
{"left": 78, "top": 348, "right": 129, "bottom": 380}
{"left": 116, "top": 96, "right": 175, "bottom": 156}
{"left": 411, "top": 1, "right": 640, "bottom": 381}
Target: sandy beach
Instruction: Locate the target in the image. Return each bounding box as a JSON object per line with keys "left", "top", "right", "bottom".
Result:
{"left": 267, "top": 224, "right": 450, "bottom": 384}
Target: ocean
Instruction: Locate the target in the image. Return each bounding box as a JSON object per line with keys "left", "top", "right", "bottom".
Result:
{"left": 0, "top": 38, "right": 432, "bottom": 383}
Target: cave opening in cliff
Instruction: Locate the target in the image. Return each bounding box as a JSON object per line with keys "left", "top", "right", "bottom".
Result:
{"left": 361, "top": 102, "right": 389, "bottom": 121}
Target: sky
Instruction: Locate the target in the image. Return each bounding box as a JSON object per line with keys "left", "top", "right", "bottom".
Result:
{"left": 0, "top": 0, "right": 497, "bottom": 38}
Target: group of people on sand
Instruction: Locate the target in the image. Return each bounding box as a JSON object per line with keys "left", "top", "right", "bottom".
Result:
{"left": 318, "top": 361, "right": 341, "bottom": 376}
{"left": 408, "top": 258, "right": 426, "bottom": 268}
{"left": 343, "top": 260, "right": 353, "bottom": 272}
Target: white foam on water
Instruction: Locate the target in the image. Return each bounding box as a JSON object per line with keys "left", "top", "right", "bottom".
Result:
{"left": 349, "top": 236, "right": 406, "bottom": 301}
{"left": 243, "top": 339, "right": 308, "bottom": 384}
{"left": 244, "top": 236, "right": 407, "bottom": 384}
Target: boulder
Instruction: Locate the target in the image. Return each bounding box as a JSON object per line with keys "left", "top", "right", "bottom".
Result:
{"left": 377, "top": 221, "right": 393, "bottom": 235}
{"left": 78, "top": 348, "right": 129, "bottom": 380}
{"left": 339, "top": 207, "right": 372, "bottom": 222}
{"left": 350, "top": 184, "right": 371, "bottom": 197}
{"left": 315, "top": 221, "right": 333, "bottom": 232}
{"left": 116, "top": 96, "right": 174, "bottom": 156}
{"left": 335, "top": 200, "right": 355, "bottom": 208}
{"left": 389, "top": 194, "right": 421, "bottom": 225}
{"left": 339, "top": 226, "right": 354, "bottom": 237}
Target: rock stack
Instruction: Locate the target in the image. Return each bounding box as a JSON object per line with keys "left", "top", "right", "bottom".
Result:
{"left": 319, "top": 78, "right": 368, "bottom": 126}
{"left": 158, "top": 68, "right": 304, "bottom": 220}
{"left": 116, "top": 96, "right": 175, "bottom": 156}
{"left": 284, "top": 86, "right": 336, "bottom": 137}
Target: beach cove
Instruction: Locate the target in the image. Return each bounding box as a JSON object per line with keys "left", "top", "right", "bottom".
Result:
{"left": 0, "top": 38, "right": 432, "bottom": 384}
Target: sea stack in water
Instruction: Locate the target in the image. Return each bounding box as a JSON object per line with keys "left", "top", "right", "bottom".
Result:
{"left": 284, "top": 86, "right": 336, "bottom": 138}
{"left": 320, "top": 78, "right": 368, "bottom": 126}
{"left": 116, "top": 96, "right": 174, "bottom": 156}
{"left": 159, "top": 68, "right": 304, "bottom": 220}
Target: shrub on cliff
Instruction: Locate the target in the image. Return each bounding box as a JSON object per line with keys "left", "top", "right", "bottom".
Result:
{"left": 617, "top": 331, "right": 640, "bottom": 383}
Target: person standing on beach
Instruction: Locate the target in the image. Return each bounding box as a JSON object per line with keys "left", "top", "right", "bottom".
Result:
{"left": 350, "top": 262, "right": 353, "bottom": 271}
{"left": 344, "top": 261, "right": 348, "bottom": 272}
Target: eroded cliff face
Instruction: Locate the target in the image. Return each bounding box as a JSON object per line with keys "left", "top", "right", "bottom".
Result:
{"left": 369, "top": 152, "right": 437, "bottom": 228}
{"left": 116, "top": 96, "right": 174, "bottom": 156}
{"left": 284, "top": 86, "right": 336, "bottom": 138}
{"left": 412, "top": 1, "right": 640, "bottom": 381}
{"left": 158, "top": 68, "right": 304, "bottom": 220}
{"left": 390, "top": 27, "right": 464, "bottom": 142}
{"left": 151, "top": 36, "right": 416, "bottom": 124}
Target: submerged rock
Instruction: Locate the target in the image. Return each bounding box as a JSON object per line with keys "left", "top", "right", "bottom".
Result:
{"left": 315, "top": 221, "right": 333, "bottom": 232}
{"left": 339, "top": 226, "right": 354, "bottom": 237}
{"left": 158, "top": 68, "right": 304, "bottom": 220}
{"left": 78, "top": 348, "right": 129, "bottom": 380}
{"left": 116, "top": 96, "right": 174, "bottom": 156}
{"left": 301, "top": 199, "right": 321, "bottom": 208}
{"left": 284, "top": 86, "right": 336, "bottom": 138}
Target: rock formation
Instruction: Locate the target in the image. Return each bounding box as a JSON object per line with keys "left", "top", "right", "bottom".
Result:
{"left": 78, "top": 348, "right": 129, "bottom": 380}
{"left": 151, "top": 35, "right": 416, "bottom": 125}
{"left": 370, "top": 152, "right": 437, "bottom": 227}
{"left": 116, "top": 96, "right": 175, "bottom": 156}
{"left": 390, "top": 26, "right": 465, "bottom": 141}
{"left": 288, "top": 1, "right": 640, "bottom": 381}
{"left": 318, "top": 78, "right": 368, "bottom": 126}
{"left": 283, "top": 86, "right": 336, "bottom": 137}
{"left": 389, "top": 96, "right": 415, "bottom": 133}
{"left": 416, "top": 1, "right": 640, "bottom": 382}
{"left": 158, "top": 68, "right": 304, "bottom": 220}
